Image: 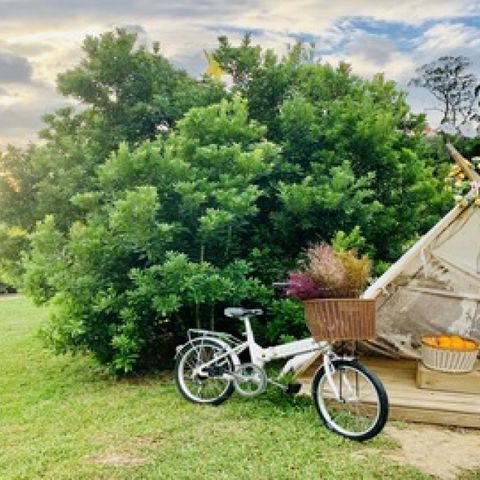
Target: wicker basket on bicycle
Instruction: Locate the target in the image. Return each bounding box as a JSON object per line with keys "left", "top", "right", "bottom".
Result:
{"left": 303, "top": 295, "right": 376, "bottom": 341}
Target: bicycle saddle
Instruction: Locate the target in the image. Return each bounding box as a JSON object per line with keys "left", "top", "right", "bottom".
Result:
{"left": 224, "top": 308, "right": 263, "bottom": 318}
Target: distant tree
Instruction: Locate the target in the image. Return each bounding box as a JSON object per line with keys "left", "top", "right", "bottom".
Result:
{"left": 409, "top": 56, "right": 479, "bottom": 131}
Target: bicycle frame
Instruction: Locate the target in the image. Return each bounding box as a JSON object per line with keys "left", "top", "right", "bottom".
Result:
{"left": 175, "top": 309, "right": 389, "bottom": 441}
{"left": 185, "top": 314, "right": 346, "bottom": 398}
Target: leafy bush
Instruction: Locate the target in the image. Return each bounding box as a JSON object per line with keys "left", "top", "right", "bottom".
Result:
{"left": 265, "top": 298, "right": 308, "bottom": 344}
{"left": 7, "top": 31, "right": 454, "bottom": 373}
{"left": 0, "top": 223, "right": 29, "bottom": 286}
{"left": 24, "top": 98, "right": 273, "bottom": 372}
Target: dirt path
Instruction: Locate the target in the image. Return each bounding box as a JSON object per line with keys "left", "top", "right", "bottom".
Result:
{"left": 385, "top": 424, "right": 480, "bottom": 479}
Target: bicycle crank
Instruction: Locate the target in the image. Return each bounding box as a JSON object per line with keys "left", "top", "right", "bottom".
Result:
{"left": 233, "top": 363, "right": 267, "bottom": 397}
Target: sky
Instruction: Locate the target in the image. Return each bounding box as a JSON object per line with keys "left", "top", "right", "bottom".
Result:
{"left": 1, "top": 0, "right": 480, "bottom": 149}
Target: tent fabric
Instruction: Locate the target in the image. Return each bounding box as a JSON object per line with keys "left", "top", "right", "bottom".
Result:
{"left": 362, "top": 205, "right": 480, "bottom": 358}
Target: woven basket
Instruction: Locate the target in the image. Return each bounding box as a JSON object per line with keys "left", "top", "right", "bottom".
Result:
{"left": 421, "top": 337, "right": 479, "bottom": 373}
{"left": 303, "top": 298, "right": 376, "bottom": 341}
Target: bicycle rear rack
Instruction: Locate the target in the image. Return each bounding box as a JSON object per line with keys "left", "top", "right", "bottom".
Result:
{"left": 187, "top": 329, "right": 244, "bottom": 348}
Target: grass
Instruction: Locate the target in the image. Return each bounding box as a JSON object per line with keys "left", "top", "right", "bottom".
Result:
{"left": 0, "top": 296, "right": 429, "bottom": 479}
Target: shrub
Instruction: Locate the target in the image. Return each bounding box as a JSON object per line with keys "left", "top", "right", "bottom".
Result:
{"left": 24, "top": 98, "right": 274, "bottom": 373}
{"left": 13, "top": 32, "right": 453, "bottom": 373}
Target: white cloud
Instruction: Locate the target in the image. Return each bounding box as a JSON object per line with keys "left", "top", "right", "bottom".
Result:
{"left": 414, "top": 22, "right": 480, "bottom": 55}
{"left": 0, "top": 82, "right": 73, "bottom": 148}
{"left": 0, "top": 0, "right": 480, "bottom": 147}
{"left": 216, "top": 0, "right": 480, "bottom": 34}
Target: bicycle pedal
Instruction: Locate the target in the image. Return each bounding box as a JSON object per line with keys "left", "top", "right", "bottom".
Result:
{"left": 285, "top": 383, "right": 301, "bottom": 394}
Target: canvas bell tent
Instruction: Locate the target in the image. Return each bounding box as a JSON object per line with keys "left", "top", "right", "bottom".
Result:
{"left": 360, "top": 143, "right": 480, "bottom": 359}
{"left": 292, "top": 142, "right": 480, "bottom": 372}
{"left": 294, "top": 144, "right": 480, "bottom": 427}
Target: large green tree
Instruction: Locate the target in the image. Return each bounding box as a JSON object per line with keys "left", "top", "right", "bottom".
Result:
{"left": 4, "top": 32, "right": 454, "bottom": 373}
{"left": 214, "top": 37, "right": 450, "bottom": 261}
{"left": 24, "top": 98, "right": 273, "bottom": 371}
{"left": 0, "top": 29, "right": 226, "bottom": 284}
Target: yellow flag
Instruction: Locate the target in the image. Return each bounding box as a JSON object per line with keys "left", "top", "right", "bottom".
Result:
{"left": 204, "top": 50, "right": 224, "bottom": 80}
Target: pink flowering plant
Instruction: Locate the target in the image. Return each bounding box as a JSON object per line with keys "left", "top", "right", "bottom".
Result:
{"left": 285, "top": 242, "right": 371, "bottom": 300}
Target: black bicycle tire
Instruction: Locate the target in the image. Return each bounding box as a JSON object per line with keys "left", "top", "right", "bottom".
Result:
{"left": 311, "top": 359, "right": 389, "bottom": 441}
{"left": 175, "top": 338, "right": 235, "bottom": 406}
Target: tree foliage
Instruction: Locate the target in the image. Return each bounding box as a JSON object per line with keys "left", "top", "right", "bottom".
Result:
{"left": 58, "top": 28, "right": 225, "bottom": 146}
{"left": 24, "top": 98, "right": 272, "bottom": 371}
{"left": 0, "top": 29, "right": 225, "bottom": 284}
{"left": 214, "top": 38, "right": 450, "bottom": 261}
{"left": 2, "top": 32, "right": 453, "bottom": 372}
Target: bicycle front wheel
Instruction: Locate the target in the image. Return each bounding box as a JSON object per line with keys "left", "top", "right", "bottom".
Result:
{"left": 312, "top": 359, "right": 388, "bottom": 441}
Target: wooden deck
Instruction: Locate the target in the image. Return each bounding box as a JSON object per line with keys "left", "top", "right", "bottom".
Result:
{"left": 297, "top": 357, "right": 480, "bottom": 428}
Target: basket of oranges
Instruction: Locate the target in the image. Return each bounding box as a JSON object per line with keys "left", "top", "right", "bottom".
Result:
{"left": 421, "top": 335, "right": 479, "bottom": 373}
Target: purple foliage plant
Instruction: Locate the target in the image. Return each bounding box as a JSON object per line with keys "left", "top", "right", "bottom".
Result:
{"left": 285, "top": 271, "right": 324, "bottom": 300}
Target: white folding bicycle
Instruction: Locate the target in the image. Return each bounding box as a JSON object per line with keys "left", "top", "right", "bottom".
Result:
{"left": 175, "top": 305, "right": 389, "bottom": 441}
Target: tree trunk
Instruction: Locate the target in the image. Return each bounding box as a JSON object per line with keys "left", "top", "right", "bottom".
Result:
{"left": 195, "top": 302, "right": 201, "bottom": 329}
{"left": 209, "top": 303, "right": 215, "bottom": 331}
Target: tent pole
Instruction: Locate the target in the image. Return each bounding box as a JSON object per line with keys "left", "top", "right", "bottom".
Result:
{"left": 445, "top": 143, "right": 480, "bottom": 182}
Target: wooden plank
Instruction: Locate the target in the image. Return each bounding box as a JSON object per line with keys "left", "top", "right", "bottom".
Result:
{"left": 299, "top": 356, "right": 416, "bottom": 379}
{"left": 382, "top": 393, "right": 480, "bottom": 414}
{"left": 298, "top": 357, "right": 416, "bottom": 383}
{"left": 363, "top": 357, "right": 417, "bottom": 370}
{"left": 389, "top": 406, "right": 480, "bottom": 429}
{"left": 416, "top": 361, "right": 480, "bottom": 395}
{"left": 384, "top": 384, "right": 480, "bottom": 403}
{"left": 298, "top": 356, "right": 480, "bottom": 428}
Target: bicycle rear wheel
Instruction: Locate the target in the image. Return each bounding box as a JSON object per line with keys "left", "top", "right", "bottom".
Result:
{"left": 175, "top": 338, "right": 235, "bottom": 405}
{"left": 312, "top": 359, "right": 388, "bottom": 441}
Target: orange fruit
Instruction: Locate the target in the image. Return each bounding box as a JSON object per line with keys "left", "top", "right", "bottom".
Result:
{"left": 464, "top": 340, "right": 478, "bottom": 350}
{"left": 423, "top": 337, "right": 437, "bottom": 347}
{"left": 438, "top": 336, "right": 452, "bottom": 348}
{"left": 450, "top": 337, "right": 464, "bottom": 350}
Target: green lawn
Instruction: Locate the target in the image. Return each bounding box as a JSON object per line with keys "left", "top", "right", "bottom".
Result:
{"left": 0, "top": 297, "right": 428, "bottom": 479}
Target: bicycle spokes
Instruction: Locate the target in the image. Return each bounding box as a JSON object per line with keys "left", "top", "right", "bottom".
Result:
{"left": 314, "top": 360, "right": 388, "bottom": 440}
{"left": 176, "top": 341, "right": 234, "bottom": 404}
